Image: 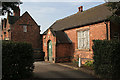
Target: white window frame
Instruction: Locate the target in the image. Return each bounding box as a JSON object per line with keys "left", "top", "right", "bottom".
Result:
{"left": 23, "top": 25, "right": 27, "bottom": 32}
{"left": 77, "top": 30, "right": 89, "bottom": 49}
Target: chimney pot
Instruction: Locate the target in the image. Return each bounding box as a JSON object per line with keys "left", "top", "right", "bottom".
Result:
{"left": 78, "top": 6, "right": 83, "bottom": 12}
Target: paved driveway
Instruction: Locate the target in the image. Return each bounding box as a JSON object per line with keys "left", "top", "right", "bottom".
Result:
{"left": 33, "top": 61, "right": 96, "bottom": 79}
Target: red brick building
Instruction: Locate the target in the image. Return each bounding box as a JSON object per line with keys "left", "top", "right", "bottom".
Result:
{"left": 1, "top": 7, "right": 41, "bottom": 50}
{"left": 43, "top": 3, "right": 120, "bottom": 63}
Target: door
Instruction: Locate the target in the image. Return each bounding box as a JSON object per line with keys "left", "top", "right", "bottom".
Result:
{"left": 48, "top": 41, "right": 52, "bottom": 62}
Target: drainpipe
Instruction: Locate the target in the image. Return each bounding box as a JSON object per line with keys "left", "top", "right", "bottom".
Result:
{"left": 104, "top": 21, "right": 109, "bottom": 40}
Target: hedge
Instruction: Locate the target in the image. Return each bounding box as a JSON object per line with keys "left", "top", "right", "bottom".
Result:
{"left": 2, "top": 41, "right": 34, "bottom": 79}
{"left": 92, "top": 40, "right": 120, "bottom": 79}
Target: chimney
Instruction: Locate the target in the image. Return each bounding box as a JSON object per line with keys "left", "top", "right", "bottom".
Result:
{"left": 78, "top": 6, "right": 83, "bottom": 12}
{"left": 13, "top": 6, "right": 20, "bottom": 16}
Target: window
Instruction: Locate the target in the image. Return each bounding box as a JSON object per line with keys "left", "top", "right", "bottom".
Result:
{"left": 23, "top": 25, "right": 27, "bottom": 32}
{"left": 77, "top": 30, "right": 89, "bottom": 49}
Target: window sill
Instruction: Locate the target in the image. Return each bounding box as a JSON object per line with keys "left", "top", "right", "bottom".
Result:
{"left": 75, "top": 49, "right": 90, "bottom": 51}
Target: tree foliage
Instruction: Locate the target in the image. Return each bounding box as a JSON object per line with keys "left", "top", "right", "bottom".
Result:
{"left": 2, "top": 1, "right": 22, "bottom": 15}
{"left": 107, "top": 2, "right": 120, "bottom": 25}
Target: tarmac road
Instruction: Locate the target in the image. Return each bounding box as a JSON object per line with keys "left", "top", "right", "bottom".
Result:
{"left": 33, "top": 61, "right": 98, "bottom": 80}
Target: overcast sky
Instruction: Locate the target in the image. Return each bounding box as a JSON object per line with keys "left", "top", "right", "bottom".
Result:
{"left": 0, "top": 0, "right": 106, "bottom": 33}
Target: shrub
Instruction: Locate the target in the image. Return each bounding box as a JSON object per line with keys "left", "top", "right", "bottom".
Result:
{"left": 72, "top": 56, "right": 79, "bottom": 67}
{"left": 93, "top": 40, "right": 120, "bottom": 79}
{"left": 2, "top": 41, "right": 34, "bottom": 79}
{"left": 84, "top": 60, "right": 94, "bottom": 67}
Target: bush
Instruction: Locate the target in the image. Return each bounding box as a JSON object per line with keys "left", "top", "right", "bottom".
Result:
{"left": 93, "top": 40, "right": 120, "bottom": 79}
{"left": 72, "top": 56, "right": 79, "bottom": 66}
{"left": 84, "top": 60, "right": 94, "bottom": 67}
{"left": 2, "top": 41, "right": 34, "bottom": 79}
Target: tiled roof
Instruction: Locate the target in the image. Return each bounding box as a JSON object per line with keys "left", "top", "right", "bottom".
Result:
{"left": 43, "top": 3, "right": 113, "bottom": 35}
{"left": 56, "top": 31, "right": 72, "bottom": 44}
{"left": 48, "top": 29, "right": 72, "bottom": 44}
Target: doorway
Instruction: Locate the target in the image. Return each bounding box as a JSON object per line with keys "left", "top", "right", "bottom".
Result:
{"left": 47, "top": 40, "right": 52, "bottom": 62}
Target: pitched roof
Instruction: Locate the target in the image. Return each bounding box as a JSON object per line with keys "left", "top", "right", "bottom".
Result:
{"left": 56, "top": 31, "right": 72, "bottom": 44}
{"left": 48, "top": 29, "right": 71, "bottom": 44}
{"left": 8, "top": 11, "right": 39, "bottom": 27}
{"left": 43, "top": 3, "right": 113, "bottom": 34}
{"left": 22, "top": 11, "right": 39, "bottom": 27}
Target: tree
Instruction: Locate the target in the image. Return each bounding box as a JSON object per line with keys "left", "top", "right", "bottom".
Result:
{"left": 106, "top": 2, "right": 120, "bottom": 25}
{"left": 2, "top": 1, "right": 22, "bottom": 15}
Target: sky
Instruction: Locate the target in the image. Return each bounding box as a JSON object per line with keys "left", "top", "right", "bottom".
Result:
{"left": 0, "top": 0, "right": 106, "bottom": 33}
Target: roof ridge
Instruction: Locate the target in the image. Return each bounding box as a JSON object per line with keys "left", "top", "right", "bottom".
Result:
{"left": 20, "top": 11, "right": 39, "bottom": 26}
{"left": 55, "top": 3, "right": 107, "bottom": 22}
{"left": 43, "top": 2, "right": 112, "bottom": 34}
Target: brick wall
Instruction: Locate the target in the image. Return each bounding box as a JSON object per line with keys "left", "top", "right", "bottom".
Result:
{"left": 64, "top": 22, "right": 110, "bottom": 64}
{"left": 43, "top": 29, "right": 74, "bottom": 63}
{"left": 43, "top": 29, "right": 56, "bottom": 63}
{"left": 43, "top": 22, "right": 112, "bottom": 63}
{"left": 11, "top": 12, "right": 41, "bottom": 49}
{"left": 56, "top": 44, "right": 72, "bottom": 62}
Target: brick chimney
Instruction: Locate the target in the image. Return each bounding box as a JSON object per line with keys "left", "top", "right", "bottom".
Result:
{"left": 13, "top": 6, "right": 20, "bottom": 16}
{"left": 78, "top": 6, "right": 83, "bottom": 12}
